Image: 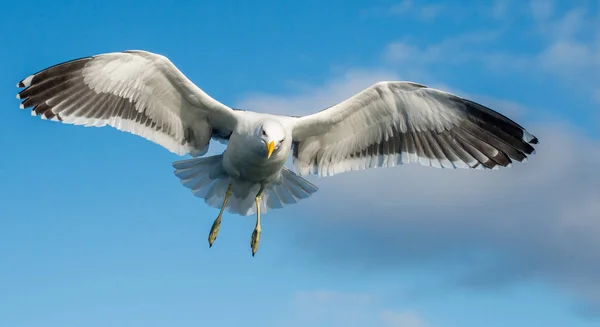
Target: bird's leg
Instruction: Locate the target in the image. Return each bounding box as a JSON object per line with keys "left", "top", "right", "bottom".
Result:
{"left": 208, "top": 184, "right": 232, "bottom": 247}
{"left": 250, "top": 185, "right": 265, "bottom": 257}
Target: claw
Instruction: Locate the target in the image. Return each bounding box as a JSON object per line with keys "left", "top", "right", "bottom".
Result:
{"left": 250, "top": 227, "right": 261, "bottom": 256}
{"left": 208, "top": 216, "right": 221, "bottom": 247}
{"left": 250, "top": 187, "right": 264, "bottom": 257}
{"left": 206, "top": 184, "right": 232, "bottom": 248}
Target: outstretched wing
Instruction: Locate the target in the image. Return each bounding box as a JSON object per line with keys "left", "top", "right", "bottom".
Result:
{"left": 290, "top": 81, "right": 538, "bottom": 176}
{"left": 16, "top": 50, "right": 240, "bottom": 156}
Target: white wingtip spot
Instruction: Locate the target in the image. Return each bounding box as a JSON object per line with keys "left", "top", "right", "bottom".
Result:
{"left": 19, "top": 103, "right": 24, "bottom": 109}
{"left": 523, "top": 130, "right": 535, "bottom": 143}
{"left": 19, "top": 75, "right": 34, "bottom": 88}
{"left": 30, "top": 110, "right": 37, "bottom": 116}
{"left": 16, "top": 93, "right": 21, "bottom": 99}
{"left": 51, "top": 116, "right": 59, "bottom": 122}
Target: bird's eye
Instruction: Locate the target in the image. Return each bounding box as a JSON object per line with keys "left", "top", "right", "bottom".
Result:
{"left": 262, "top": 130, "right": 267, "bottom": 136}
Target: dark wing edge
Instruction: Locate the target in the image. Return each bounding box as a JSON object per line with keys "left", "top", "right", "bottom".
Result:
{"left": 16, "top": 51, "right": 240, "bottom": 156}
{"left": 290, "top": 82, "right": 539, "bottom": 176}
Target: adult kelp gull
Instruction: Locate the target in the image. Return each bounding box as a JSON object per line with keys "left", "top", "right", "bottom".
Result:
{"left": 15, "top": 50, "right": 539, "bottom": 256}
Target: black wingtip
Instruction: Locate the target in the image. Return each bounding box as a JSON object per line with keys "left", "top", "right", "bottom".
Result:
{"left": 530, "top": 136, "right": 539, "bottom": 145}
{"left": 17, "top": 81, "right": 25, "bottom": 88}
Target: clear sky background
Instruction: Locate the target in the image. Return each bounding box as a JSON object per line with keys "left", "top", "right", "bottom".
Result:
{"left": 1, "top": 1, "right": 599, "bottom": 327}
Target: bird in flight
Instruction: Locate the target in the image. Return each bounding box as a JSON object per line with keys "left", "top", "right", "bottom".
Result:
{"left": 16, "top": 50, "right": 538, "bottom": 256}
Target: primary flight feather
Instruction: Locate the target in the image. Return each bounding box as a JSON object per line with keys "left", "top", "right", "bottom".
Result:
{"left": 16, "top": 50, "right": 538, "bottom": 256}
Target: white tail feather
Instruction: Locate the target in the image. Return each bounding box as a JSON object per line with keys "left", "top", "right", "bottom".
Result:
{"left": 172, "top": 156, "right": 319, "bottom": 216}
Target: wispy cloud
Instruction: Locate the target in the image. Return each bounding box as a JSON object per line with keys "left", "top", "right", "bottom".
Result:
{"left": 383, "top": 30, "right": 504, "bottom": 66}
{"left": 364, "top": 0, "right": 521, "bottom": 23}
{"left": 242, "top": 2, "right": 597, "bottom": 131}
{"left": 237, "top": 68, "right": 400, "bottom": 116}
{"left": 375, "top": 0, "right": 600, "bottom": 123}
{"left": 533, "top": 5, "right": 600, "bottom": 79}
{"left": 238, "top": 62, "right": 600, "bottom": 314}
{"left": 388, "top": 0, "right": 445, "bottom": 22}
{"left": 237, "top": 0, "right": 600, "bottom": 315}
{"left": 381, "top": 310, "right": 429, "bottom": 327}
{"left": 530, "top": 0, "right": 555, "bottom": 21}
{"left": 491, "top": 0, "right": 511, "bottom": 20}
{"left": 279, "top": 290, "right": 429, "bottom": 327}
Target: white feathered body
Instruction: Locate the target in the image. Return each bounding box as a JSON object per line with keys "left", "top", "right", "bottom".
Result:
{"left": 222, "top": 112, "right": 293, "bottom": 183}
{"left": 173, "top": 112, "right": 319, "bottom": 216}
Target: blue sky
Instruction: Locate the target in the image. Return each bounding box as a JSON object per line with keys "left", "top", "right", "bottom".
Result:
{"left": 1, "top": 1, "right": 599, "bottom": 327}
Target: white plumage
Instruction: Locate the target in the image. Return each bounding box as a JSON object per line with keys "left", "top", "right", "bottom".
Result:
{"left": 16, "top": 50, "right": 539, "bottom": 256}
{"left": 17, "top": 50, "right": 238, "bottom": 157}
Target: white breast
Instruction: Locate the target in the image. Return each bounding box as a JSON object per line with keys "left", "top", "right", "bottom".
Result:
{"left": 223, "top": 132, "right": 290, "bottom": 183}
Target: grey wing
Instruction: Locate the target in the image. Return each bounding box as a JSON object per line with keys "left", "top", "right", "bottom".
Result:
{"left": 16, "top": 50, "right": 240, "bottom": 156}
{"left": 290, "top": 81, "right": 538, "bottom": 176}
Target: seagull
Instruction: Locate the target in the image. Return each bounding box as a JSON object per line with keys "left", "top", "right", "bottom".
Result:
{"left": 16, "top": 50, "right": 539, "bottom": 256}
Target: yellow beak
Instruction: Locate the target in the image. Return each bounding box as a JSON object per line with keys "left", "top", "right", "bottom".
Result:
{"left": 266, "top": 141, "right": 275, "bottom": 159}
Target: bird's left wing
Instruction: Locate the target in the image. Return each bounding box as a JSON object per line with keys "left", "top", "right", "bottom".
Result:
{"left": 16, "top": 50, "right": 239, "bottom": 156}
{"left": 290, "top": 81, "right": 538, "bottom": 176}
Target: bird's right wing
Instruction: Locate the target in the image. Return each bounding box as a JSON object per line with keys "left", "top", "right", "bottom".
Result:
{"left": 290, "top": 81, "right": 538, "bottom": 176}
{"left": 16, "top": 50, "right": 240, "bottom": 156}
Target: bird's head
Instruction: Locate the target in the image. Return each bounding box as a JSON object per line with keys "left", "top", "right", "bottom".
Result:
{"left": 257, "top": 120, "right": 286, "bottom": 159}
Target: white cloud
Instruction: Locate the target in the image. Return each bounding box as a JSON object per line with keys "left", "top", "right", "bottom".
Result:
{"left": 238, "top": 65, "right": 528, "bottom": 124}
{"left": 366, "top": 0, "right": 527, "bottom": 24}
{"left": 279, "top": 290, "right": 429, "bottom": 327}
{"left": 379, "top": 1, "right": 600, "bottom": 114}
{"left": 295, "top": 290, "right": 373, "bottom": 305}
{"left": 491, "top": 0, "right": 511, "bottom": 20}
{"left": 389, "top": 0, "right": 445, "bottom": 22}
{"left": 381, "top": 30, "right": 540, "bottom": 80}
{"left": 382, "top": 310, "right": 429, "bottom": 327}
{"left": 389, "top": 0, "right": 413, "bottom": 15}
{"left": 530, "top": 0, "right": 555, "bottom": 21}
{"left": 234, "top": 0, "right": 600, "bottom": 313}
{"left": 237, "top": 65, "right": 600, "bottom": 312}
{"left": 527, "top": 4, "right": 600, "bottom": 112}
{"left": 237, "top": 68, "right": 400, "bottom": 116}
{"left": 535, "top": 7, "right": 599, "bottom": 73}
